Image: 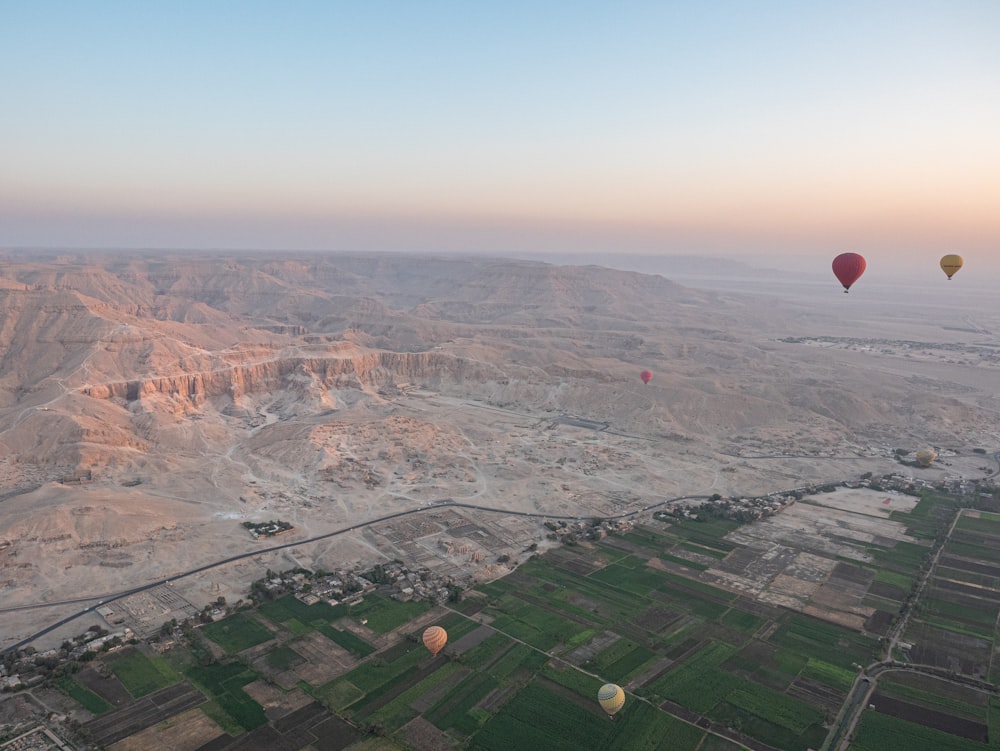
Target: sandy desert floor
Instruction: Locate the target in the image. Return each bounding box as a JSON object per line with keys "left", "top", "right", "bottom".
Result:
{"left": 0, "top": 387, "right": 980, "bottom": 651}
{"left": 1, "top": 254, "right": 997, "bottom": 651}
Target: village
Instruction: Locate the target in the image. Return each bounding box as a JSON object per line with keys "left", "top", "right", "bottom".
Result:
{"left": 2, "top": 467, "right": 998, "bottom": 749}
{"left": 7, "top": 468, "right": 996, "bottom": 691}
{"left": 661, "top": 465, "right": 996, "bottom": 526}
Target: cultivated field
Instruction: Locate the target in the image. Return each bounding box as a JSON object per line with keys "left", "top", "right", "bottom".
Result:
{"left": 28, "top": 488, "right": 992, "bottom": 751}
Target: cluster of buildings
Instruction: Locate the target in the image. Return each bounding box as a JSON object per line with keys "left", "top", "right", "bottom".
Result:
{"left": 242, "top": 519, "right": 294, "bottom": 539}
{"left": 660, "top": 492, "right": 797, "bottom": 523}
{"left": 543, "top": 517, "right": 636, "bottom": 541}
{"left": 1, "top": 627, "right": 133, "bottom": 692}
{"left": 263, "top": 559, "right": 461, "bottom": 608}
{"left": 0, "top": 724, "right": 75, "bottom": 751}
{"left": 860, "top": 470, "right": 998, "bottom": 502}
{"left": 663, "top": 469, "right": 1000, "bottom": 527}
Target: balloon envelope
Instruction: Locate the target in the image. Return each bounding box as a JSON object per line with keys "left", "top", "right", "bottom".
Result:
{"left": 832, "top": 253, "right": 867, "bottom": 292}
{"left": 598, "top": 683, "right": 626, "bottom": 716}
{"left": 422, "top": 626, "right": 447, "bottom": 656}
{"left": 640, "top": 370, "right": 653, "bottom": 384}
{"left": 940, "top": 254, "right": 963, "bottom": 279}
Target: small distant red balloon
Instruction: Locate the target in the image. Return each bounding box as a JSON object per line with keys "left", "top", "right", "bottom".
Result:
{"left": 640, "top": 370, "right": 653, "bottom": 384}
{"left": 832, "top": 252, "right": 866, "bottom": 293}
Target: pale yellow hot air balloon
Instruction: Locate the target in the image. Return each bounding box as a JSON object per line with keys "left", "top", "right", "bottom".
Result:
{"left": 940, "top": 254, "right": 963, "bottom": 280}
{"left": 422, "top": 626, "right": 447, "bottom": 656}
{"left": 597, "top": 683, "right": 625, "bottom": 717}
{"left": 915, "top": 449, "right": 937, "bottom": 467}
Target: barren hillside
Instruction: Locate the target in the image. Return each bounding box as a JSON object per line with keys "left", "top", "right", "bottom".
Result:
{"left": 1, "top": 250, "right": 997, "bottom": 648}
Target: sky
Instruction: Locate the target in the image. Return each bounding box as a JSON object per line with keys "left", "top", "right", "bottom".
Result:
{"left": 2, "top": 1, "right": 999, "bottom": 274}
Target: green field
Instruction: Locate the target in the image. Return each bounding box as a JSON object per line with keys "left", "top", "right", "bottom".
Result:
{"left": 55, "top": 488, "right": 1000, "bottom": 751}
{"left": 109, "top": 649, "right": 181, "bottom": 697}
{"left": 902, "top": 508, "right": 1000, "bottom": 683}
{"left": 462, "top": 521, "right": 882, "bottom": 751}
{"left": 470, "top": 681, "right": 705, "bottom": 751}
{"left": 185, "top": 661, "right": 267, "bottom": 731}
{"left": 56, "top": 675, "right": 112, "bottom": 714}
{"left": 801, "top": 658, "right": 855, "bottom": 692}
{"left": 314, "top": 622, "right": 377, "bottom": 656}
{"left": 265, "top": 644, "right": 305, "bottom": 670}
{"left": 343, "top": 595, "right": 431, "bottom": 634}
{"left": 200, "top": 612, "right": 274, "bottom": 654}
{"left": 259, "top": 594, "right": 342, "bottom": 624}
{"left": 878, "top": 674, "right": 988, "bottom": 722}
{"left": 853, "top": 711, "right": 991, "bottom": 751}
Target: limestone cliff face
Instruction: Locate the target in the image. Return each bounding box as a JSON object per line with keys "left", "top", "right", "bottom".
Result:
{"left": 83, "top": 351, "right": 506, "bottom": 404}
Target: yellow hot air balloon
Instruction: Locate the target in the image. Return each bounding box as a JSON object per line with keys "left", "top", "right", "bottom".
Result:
{"left": 940, "top": 254, "right": 963, "bottom": 280}
{"left": 597, "top": 683, "right": 625, "bottom": 717}
{"left": 915, "top": 449, "right": 937, "bottom": 467}
{"left": 422, "top": 626, "right": 447, "bottom": 656}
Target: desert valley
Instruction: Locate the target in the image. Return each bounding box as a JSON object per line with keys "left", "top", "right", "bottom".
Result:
{"left": 1, "top": 250, "right": 998, "bottom": 652}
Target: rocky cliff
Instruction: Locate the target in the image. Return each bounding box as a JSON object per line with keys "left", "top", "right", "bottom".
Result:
{"left": 82, "top": 350, "right": 508, "bottom": 403}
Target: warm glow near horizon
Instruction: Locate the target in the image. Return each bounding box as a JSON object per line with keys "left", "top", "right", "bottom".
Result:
{"left": 2, "top": 2, "right": 999, "bottom": 268}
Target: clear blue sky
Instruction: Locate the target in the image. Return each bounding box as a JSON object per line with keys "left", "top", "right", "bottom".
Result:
{"left": 2, "top": 1, "right": 999, "bottom": 272}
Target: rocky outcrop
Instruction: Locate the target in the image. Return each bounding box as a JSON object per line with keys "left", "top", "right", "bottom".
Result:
{"left": 83, "top": 351, "right": 507, "bottom": 403}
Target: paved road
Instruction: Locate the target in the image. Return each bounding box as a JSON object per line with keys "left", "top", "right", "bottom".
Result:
{"left": 823, "top": 504, "right": 966, "bottom": 751}
{"left": 825, "top": 659, "right": 1000, "bottom": 751}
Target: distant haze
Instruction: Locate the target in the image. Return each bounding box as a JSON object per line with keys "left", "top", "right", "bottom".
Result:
{"left": 2, "top": 3, "right": 999, "bottom": 267}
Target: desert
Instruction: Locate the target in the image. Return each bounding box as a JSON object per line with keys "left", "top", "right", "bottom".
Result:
{"left": 0, "top": 250, "right": 997, "bottom": 651}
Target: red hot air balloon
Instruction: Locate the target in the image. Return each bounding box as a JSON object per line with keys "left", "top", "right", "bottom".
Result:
{"left": 640, "top": 370, "right": 653, "bottom": 384}
{"left": 832, "top": 253, "right": 866, "bottom": 293}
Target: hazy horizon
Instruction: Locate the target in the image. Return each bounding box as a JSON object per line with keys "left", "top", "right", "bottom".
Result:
{"left": 3, "top": 2, "right": 999, "bottom": 271}
{"left": 3, "top": 245, "right": 995, "bottom": 303}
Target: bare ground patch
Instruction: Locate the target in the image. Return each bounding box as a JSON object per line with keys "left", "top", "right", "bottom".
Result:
{"left": 399, "top": 715, "right": 457, "bottom": 751}
{"left": 107, "top": 707, "right": 224, "bottom": 751}
{"left": 243, "top": 680, "right": 314, "bottom": 721}
{"left": 279, "top": 631, "right": 358, "bottom": 688}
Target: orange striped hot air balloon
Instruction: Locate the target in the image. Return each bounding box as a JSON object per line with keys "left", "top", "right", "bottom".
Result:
{"left": 422, "top": 626, "right": 447, "bottom": 656}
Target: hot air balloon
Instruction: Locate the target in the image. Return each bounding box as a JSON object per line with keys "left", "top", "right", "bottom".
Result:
{"left": 598, "top": 683, "right": 625, "bottom": 717}
{"left": 640, "top": 370, "right": 653, "bottom": 385}
{"left": 940, "top": 254, "right": 963, "bottom": 280}
{"left": 915, "top": 449, "right": 937, "bottom": 467}
{"left": 832, "top": 253, "right": 867, "bottom": 293}
{"left": 422, "top": 626, "right": 447, "bottom": 656}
